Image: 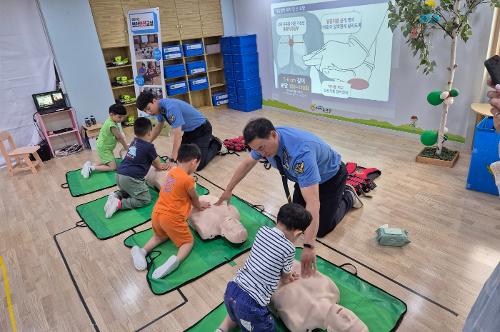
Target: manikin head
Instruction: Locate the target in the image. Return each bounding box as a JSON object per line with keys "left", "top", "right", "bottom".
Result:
{"left": 133, "top": 117, "right": 153, "bottom": 141}
{"left": 177, "top": 144, "right": 201, "bottom": 175}
{"left": 109, "top": 103, "right": 127, "bottom": 124}
{"left": 276, "top": 203, "right": 312, "bottom": 243}
{"left": 243, "top": 118, "right": 280, "bottom": 158}
{"left": 136, "top": 91, "right": 161, "bottom": 116}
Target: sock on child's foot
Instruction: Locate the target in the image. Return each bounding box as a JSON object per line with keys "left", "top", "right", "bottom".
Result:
{"left": 90, "top": 165, "right": 95, "bottom": 170}
{"left": 131, "top": 246, "right": 147, "bottom": 271}
{"left": 81, "top": 161, "right": 92, "bottom": 178}
{"left": 104, "top": 193, "right": 120, "bottom": 218}
{"left": 152, "top": 255, "right": 179, "bottom": 279}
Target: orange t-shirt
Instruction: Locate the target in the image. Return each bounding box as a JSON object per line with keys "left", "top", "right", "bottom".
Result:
{"left": 153, "top": 167, "right": 195, "bottom": 219}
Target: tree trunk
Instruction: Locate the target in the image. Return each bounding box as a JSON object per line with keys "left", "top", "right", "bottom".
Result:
{"left": 437, "top": 0, "right": 460, "bottom": 155}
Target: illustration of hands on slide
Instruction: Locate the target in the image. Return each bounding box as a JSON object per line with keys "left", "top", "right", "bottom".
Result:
{"left": 271, "top": 0, "right": 393, "bottom": 102}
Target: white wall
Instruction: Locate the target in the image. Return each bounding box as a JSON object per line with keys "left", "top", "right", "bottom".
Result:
{"left": 231, "top": 0, "right": 493, "bottom": 140}
{"left": 221, "top": 0, "right": 237, "bottom": 36}
{"left": 37, "top": 0, "right": 115, "bottom": 125}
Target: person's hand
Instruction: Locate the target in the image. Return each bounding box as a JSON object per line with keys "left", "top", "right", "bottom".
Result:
{"left": 198, "top": 201, "right": 211, "bottom": 211}
{"left": 215, "top": 190, "right": 232, "bottom": 206}
{"left": 300, "top": 247, "right": 317, "bottom": 277}
{"left": 282, "top": 271, "right": 300, "bottom": 285}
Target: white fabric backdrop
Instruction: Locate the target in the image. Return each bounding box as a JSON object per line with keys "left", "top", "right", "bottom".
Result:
{"left": 0, "top": 0, "right": 56, "bottom": 166}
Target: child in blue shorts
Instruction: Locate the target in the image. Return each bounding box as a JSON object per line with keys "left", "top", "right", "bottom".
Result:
{"left": 217, "top": 203, "right": 312, "bottom": 332}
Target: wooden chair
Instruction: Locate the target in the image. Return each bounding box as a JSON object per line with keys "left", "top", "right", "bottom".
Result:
{"left": 0, "top": 131, "right": 43, "bottom": 175}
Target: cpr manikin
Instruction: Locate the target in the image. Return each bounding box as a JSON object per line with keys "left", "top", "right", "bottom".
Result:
{"left": 270, "top": 261, "right": 368, "bottom": 332}
{"left": 145, "top": 167, "right": 248, "bottom": 244}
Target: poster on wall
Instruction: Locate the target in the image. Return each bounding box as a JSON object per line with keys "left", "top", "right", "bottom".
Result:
{"left": 126, "top": 8, "right": 165, "bottom": 117}
{"left": 270, "top": 0, "right": 393, "bottom": 102}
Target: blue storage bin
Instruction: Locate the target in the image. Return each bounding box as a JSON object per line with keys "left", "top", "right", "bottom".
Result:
{"left": 237, "top": 93, "right": 262, "bottom": 104}
{"left": 164, "top": 51, "right": 183, "bottom": 60}
{"left": 234, "top": 69, "right": 259, "bottom": 80}
{"left": 467, "top": 117, "right": 500, "bottom": 196}
{"left": 228, "top": 93, "right": 237, "bottom": 102}
{"left": 226, "top": 79, "right": 236, "bottom": 87}
{"left": 183, "top": 42, "right": 204, "bottom": 57}
{"left": 227, "top": 86, "right": 237, "bottom": 95}
{"left": 163, "top": 45, "right": 182, "bottom": 54}
{"left": 237, "top": 85, "right": 262, "bottom": 97}
{"left": 221, "top": 37, "right": 232, "bottom": 53}
{"left": 228, "top": 101, "right": 238, "bottom": 109}
{"left": 212, "top": 92, "right": 228, "bottom": 101}
{"left": 236, "top": 78, "right": 261, "bottom": 89}
{"left": 236, "top": 100, "right": 262, "bottom": 112}
{"left": 188, "top": 76, "right": 209, "bottom": 91}
{"left": 166, "top": 80, "right": 188, "bottom": 96}
{"left": 164, "top": 64, "right": 186, "bottom": 78}
{"left": 230, "top": 34, "right": 256, "bottom": 46}
{"left": 213, "top": 98, "right": 229, "bottom": 106}
{"left": 231, "top": 44, "right": 257, "bottom": 55}
{"left": 232, "top": 53, "right": 258, "bottom": 64}
{"left": 223, "top": 54, "right": 233, "bottom": 64}
{"left": 186, "top": 60, "right": 207, "bottom": 75}
{"left": 224, "top": 70, "right": 234, "bottom": 80}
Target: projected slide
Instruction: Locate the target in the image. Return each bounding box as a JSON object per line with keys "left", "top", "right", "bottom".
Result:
{"left": 271, "top": 0, "right": 393, "bottom": 102}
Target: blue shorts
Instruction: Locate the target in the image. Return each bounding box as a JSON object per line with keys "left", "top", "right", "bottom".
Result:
{"left": 223, "top": 281, "right": 275, "bottom": 332}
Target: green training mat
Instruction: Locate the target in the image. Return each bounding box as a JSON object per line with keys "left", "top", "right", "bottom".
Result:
{"left": 77, "top": 183, "right": 209, "bottom": 240}
{"left": 123, "top": 195, "right": 276, "bottom": 295}
{"left": 64, "top": 158, "right": 122, "bottom": 197}
{"left": 185, "top": 249, "right": 407, "bottom": 332}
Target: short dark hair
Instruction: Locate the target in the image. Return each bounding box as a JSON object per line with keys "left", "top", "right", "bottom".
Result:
{"left": 134, "top": 117, "right": 152, "bottom": 137}
{"left": 177, "top": 144, "right": 202, "bottom": 163}
{"left": 243, "top": 118, "right": 275, "bottom": 143}
{"left": 109, "top": 103, "right": 127, "bottom": 115}
{"left": 136, "top": 91, "right": 155, "bottom": 111}
{"left": 277, "top": 203, "right": 312, "bottom": 232}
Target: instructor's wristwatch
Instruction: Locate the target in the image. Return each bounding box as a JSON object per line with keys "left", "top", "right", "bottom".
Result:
{"left": 303, "top": 243, "right": 315, "bottom": 249}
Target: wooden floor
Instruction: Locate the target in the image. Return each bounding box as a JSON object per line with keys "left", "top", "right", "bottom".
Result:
{"left": 1, "top": 107, "right": 499, "bottom": 332}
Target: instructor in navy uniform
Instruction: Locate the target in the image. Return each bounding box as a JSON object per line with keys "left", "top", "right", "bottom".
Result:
{"left": 136, "top": 91, "right": 225, "bottom": 171}
{"left": 216, "top": 118, "right": 362, "bottom": 276}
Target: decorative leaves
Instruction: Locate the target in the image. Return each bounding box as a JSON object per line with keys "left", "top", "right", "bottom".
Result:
{"left": 388, "top": 0, "right": 500, "bottom": 74}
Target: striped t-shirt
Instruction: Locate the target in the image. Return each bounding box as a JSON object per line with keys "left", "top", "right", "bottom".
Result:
{"left": 234, "top": 226, "right": 295, "bottom": 306}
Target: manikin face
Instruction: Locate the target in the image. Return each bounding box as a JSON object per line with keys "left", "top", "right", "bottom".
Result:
{"left": 143, "top": 98, "right": 161, "bottom": 116}
{"left": 247, "top": 131, "right": 280, "bottom": 158}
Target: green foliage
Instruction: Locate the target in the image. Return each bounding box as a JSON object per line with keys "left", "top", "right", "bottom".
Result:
{"left": 388, "top": 0, "right": 500, "bottom": 74}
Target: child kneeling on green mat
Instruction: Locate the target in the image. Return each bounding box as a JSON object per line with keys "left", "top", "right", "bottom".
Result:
{"left": 217, "top": 203, "right": 312, "bottom": 332}
{"left": 131, "top": 144, "right": 210, "bottom": 279}
{"left": 104, "top": 117, "right": 168, "bottom": 218}
{"left": 81, "top": 104, "right": 128, "bottom": 178}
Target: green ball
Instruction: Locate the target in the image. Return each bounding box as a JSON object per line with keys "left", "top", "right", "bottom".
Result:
{"left": 427, "top": 90, "right": 443, "bottom": 106}
{"left": 450, "top": 88, "right": 459, "bottom": 97}
{"left": 420, "top": 130, "right": 438, "bottom": 146}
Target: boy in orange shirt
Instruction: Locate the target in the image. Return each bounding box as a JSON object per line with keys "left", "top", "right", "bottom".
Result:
{"left": 130, "top": 144, "right": 210, "bottom": 279}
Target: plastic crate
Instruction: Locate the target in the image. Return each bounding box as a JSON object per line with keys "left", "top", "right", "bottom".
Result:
{"left": 235, "top": 100, "right": 262, "bottom": 112}
{"left": 237, "top": 85, "right": 262, "bottom": 97}
{"left": 224, "top": 69, "right": 234, "bottom": 80}
{"left": 236, "top": 78, "right": 261, "bottom": 89}
{"left": 231, "top": 44, "right": 257, "bottom": 55}
{"left": 237, "top": 93, "right": 262, "bottom": 104}
{"left": 164, "top": 51, "right": 183, "bottom": 60}
{"left": 186, "top": 60, "right": 207, "bottom": 75}
{"left": 188, "top": 76, "right": 209, "bottom": 91}
{"left": 232, "top": 53, "right": 258, "bottom": 64}
{"left": 212, "top": 92, "right": 228, "bottom": 101}
{"left": 213, "top": 98, "right": 229, "bottom": 106}
{"left": 223, "top": 54, "right": 233, "bottom": 64}
{"left": 163, "top": 45, "right": 182, "bottom": 54}
{"left": 166, "top": 80, "right": 188, "bottom": 96}
{"left": 467, "top": 117, "right": 500, "bottom": 196}
{"left": 164, "top": 64, "right": 186, "bottom": 78}
{"left": 226, "top": 79, "right": 236, "bottom": 87}
{"left": 221, "top": 37, "right": 232, "bottom": 53}
{"left": 230, "top": 34, "right": 256, "bottom": 47}
{"left": 183, "top": 42, "right": 204, "bottom": 57}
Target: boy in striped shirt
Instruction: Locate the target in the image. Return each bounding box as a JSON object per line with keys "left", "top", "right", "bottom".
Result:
{"left": 217, "top": 203, "right": 312, "bottom": 332}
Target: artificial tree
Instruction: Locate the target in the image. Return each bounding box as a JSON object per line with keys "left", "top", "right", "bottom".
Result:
{"left": 388, "top": 0, "right": 500, "bottom": 159}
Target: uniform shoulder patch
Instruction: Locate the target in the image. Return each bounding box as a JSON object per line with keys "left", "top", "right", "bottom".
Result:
{"left": 168, "top": 114, "right": 175, "bottom": 124}
{"left": 294, "top": 161, "right": 305, "bottom": 174}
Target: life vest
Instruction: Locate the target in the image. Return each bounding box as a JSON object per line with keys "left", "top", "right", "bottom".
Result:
{"left": 223, "top": 136, "right": 249, "bottom": 152}
{"left": 346, "top": 162, "right": 381, "bottom": 196}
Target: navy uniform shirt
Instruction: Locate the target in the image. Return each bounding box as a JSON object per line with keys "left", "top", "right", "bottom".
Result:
{"left": 250, "top": 127, "right": 341, "bottom": 187}
{"left": 157, "top": 98, "right": 206, "bottom": 132}
{"left": 117, "top": 138, "right": 158, "bottom": 179}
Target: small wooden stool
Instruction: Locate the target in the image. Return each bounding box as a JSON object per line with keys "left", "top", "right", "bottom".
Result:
{"left": 0, "top": 131, "right": 43, "bottom": 175}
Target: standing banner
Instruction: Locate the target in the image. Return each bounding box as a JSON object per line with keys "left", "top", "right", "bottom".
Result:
{"left": 126, "top": 8, "right": 165, "bottom": 117}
